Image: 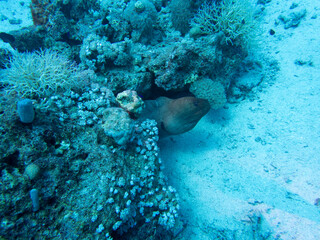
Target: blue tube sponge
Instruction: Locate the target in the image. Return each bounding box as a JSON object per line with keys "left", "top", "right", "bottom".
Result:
{"left": 17, "top": 99, "right": 35, "bottom": 123}
{"left": 29, "top": 188, "right": 40, "bottom": 212}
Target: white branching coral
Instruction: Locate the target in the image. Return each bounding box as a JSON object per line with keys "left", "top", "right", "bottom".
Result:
{"left": 1, "top": 49, "right": 86, "bottom": 100}
{"left": 191, "top": 0, "right": 258, "bottom": 45}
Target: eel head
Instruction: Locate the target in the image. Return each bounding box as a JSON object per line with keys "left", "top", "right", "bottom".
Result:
{"left": 161, "top": 96, "right": 210, "bottom": 136}
{"left": 141, "top": 96, "right": 210, "bottom": 137}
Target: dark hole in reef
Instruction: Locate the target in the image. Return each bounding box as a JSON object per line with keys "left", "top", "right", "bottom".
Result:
{"left": 141, "top": 80, "right": 194, "bottom": 101}
{"left": 102, "top": 15, "right": 109, "bottom": 25}
{"left": 43, "top": 130, "right": 56, "bottom": 146}
{"left": 45, "top": 196, "right": 57, "bottom": 206}
{"left": 1, "top": 150, "right": 20, "bottom": 169}
{"left": 15, "top": 211, "right": 25, "bottom": 220}
{"left": 57, "top": 206, "right": 65, "bottom": 214}
{"left": 110, "top": 230, "right": 122, "bottom": 240}
{"left": 82, "top": 223, "right": 90, "bottom": 232}
{"left": 0, "top": 32, "right": 15, "bottom": 43}
{"left": 60, "top": 33, "right": 82, "bottom": 46}
{"left": 77, "top": 152, "right": 89, "bottom": 160}
{"left": 59, "top": 1, "right": 72, "bottom": 19}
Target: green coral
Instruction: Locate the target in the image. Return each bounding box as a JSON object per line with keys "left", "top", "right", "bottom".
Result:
{"left": 191, "top": 0, "right": 258, "bottom": 46}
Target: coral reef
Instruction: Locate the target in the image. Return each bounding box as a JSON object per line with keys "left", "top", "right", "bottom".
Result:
{"left": 0, "top": 0, "right": 262, "bottom": 238}
{"left": 1, "top": 0, "right": 248, "bottom": 96}
{"left": 0, "top": 84, "right": 180, "bottom": 239}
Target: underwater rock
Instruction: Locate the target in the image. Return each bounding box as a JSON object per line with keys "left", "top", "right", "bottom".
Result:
{"left": 189, "top": 78, "right": 227, "bottom": 110}
{"left": 101, "top": 107, "right": 134, "bottom": 145}
{"left": 116, "top": 90, "right": 145, "bottom": 118}
{"left": 278, "top": 7, "right": 307, "bottom": 29}
{"left": 24, "top": 163, "right": 41, "bottom": 180}
{"left": 124, "top": 0, "right": 157, "bottom": 42}
{"left": 147, "top": 35, "right": 225, "bottom": 91}
{"left": 104, "top": 70, "right": 152, "bottom": 96}
{"left": 141, "top": 96, "right": 210, "bottom": 137}
{"left": 257, "top": 0, "right": 272, "bottom": 4}
{"left": 0, "top": 26, "right": 46, "bottom": 52}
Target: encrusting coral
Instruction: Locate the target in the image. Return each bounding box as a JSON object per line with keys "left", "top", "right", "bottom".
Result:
{"left": 101, "top": 107, "right": 134, "bottom": 145}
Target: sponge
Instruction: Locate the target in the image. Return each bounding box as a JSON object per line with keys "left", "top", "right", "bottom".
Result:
{"left": 17, "top": 99, "right": 35, "bottom": 123}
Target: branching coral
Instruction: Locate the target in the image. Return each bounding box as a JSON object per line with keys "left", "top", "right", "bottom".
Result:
{"left": 0, "top": 49, "right": 85, "bottom": 101}
{"left": 191, "top": 0, "right": 258, "bottom": 45}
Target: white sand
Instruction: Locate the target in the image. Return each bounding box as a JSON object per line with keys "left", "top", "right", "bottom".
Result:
{"left": 0, "top": 0, "right": 32, "bottom": 50}
{"left": 160, "top": 0, "right": 320, "bottom": 239}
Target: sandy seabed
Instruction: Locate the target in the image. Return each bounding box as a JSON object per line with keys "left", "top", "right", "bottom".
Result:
{"left": 160, "top": 0, "right": 320, "bottom": 239}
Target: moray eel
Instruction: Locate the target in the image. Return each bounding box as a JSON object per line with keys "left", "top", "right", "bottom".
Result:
{"left": 141, "top": 96, "right": 210, "bottom": 137}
